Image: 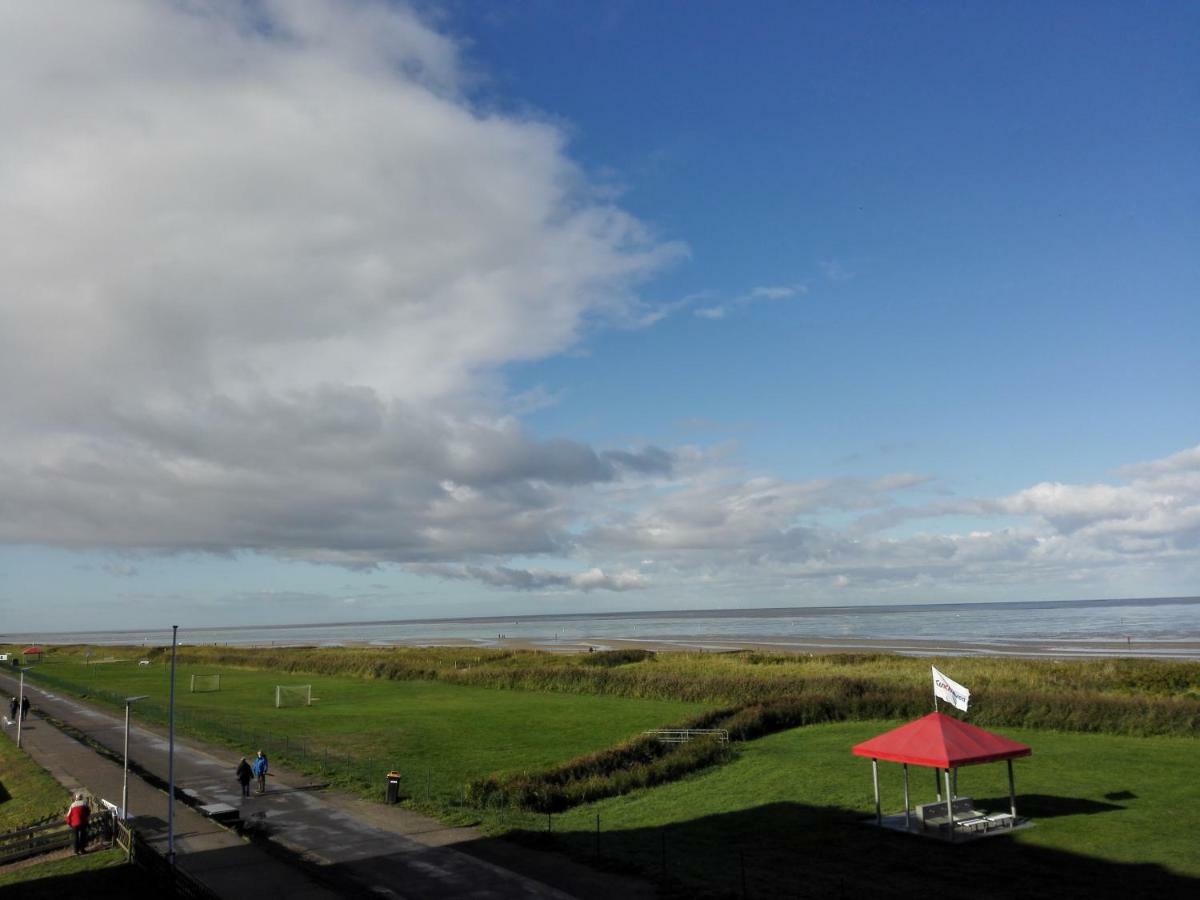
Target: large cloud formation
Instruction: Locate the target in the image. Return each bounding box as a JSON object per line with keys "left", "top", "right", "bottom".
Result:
{"left": 0, "top": 1, "right": 676, "bottom": 582}
{"left": 2, "top": 2, "right": 1197, "bottom": 604}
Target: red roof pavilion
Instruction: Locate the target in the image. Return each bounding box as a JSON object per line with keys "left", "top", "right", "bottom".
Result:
{"left": 852, "top": 711, "right": 1031, "bottom": 768}
{"left": 852, "top": 712, "right": 1033, "bottom": 840}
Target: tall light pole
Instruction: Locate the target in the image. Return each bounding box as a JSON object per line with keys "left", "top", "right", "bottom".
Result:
{"left": 167, "top": 625, "right": 178, "bottom": 866}
{"left": 15, "top": 668, "right": 23, "bottom": 749}
{"left": 122, "top": 695, "right": 149, "bottom": 821}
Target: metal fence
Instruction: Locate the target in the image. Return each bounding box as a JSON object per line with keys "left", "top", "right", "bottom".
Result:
{"left": 0, "top": 809, "right": 114, "bottom": 866}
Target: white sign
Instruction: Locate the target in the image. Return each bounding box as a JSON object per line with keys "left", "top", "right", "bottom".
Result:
{"left": 933, "top": 666, "right": 970, "bottom": 711}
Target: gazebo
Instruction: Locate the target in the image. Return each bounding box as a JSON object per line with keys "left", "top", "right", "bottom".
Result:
{"left": 21, "top": 646, "right": 43, "bottom": 662}
{"left": 852, "top": 712, "right": 1032, "bottom": 841}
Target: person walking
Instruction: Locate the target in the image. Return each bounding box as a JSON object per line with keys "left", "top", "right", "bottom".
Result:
{"left": 252, "top": 749, "right": 269, "bottom": 794}
{"left": 65, "top": 793, "right": 91, "bottom": 854}
{"left": 235, "top": 757, "right": 253, "bottom": 798}
{"left": 7, "top": 697, "right": 15, "bottom": 723}
{"left": 20, "top": 695, "right": 29, "bottom": 720}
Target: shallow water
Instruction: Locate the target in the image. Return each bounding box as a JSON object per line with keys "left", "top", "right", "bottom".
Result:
{"left": 6, "top": 596, "right": 1197, "bottom": 657}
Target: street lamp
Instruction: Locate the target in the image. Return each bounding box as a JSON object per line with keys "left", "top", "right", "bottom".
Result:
{"left": 15, "top": 668, "right": 23, "bottom": 749}
{"left": 122, "top": 695, "right": 149, "bottom": 821}
{"left": 167, "top": 625, "right": 178, "bottom": 867}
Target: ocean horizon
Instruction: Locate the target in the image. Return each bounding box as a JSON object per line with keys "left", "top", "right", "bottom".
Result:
{"left": 5, "top": 595, "right": 1199, "bottom": 658}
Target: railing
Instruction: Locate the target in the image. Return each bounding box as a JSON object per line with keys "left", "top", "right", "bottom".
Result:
{"left": 644, "top": 728, "right": 730, "bottom": 744}
{"left": 126, "top": 828, "right": 221, "bottom": 900}
{"left": 0, "top": 809, "right": 114, "bottom": 866}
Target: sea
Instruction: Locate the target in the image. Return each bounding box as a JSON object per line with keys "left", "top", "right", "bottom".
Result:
{"left": 6, "top": 595, "right": 1200, "bottom": 659}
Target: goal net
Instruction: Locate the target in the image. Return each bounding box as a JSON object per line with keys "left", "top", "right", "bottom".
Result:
{"left": 190, "top": 673, "right": 221, "bottom": 693}
{"left": 275, "top": 684, "right": 312, "bottom": 708}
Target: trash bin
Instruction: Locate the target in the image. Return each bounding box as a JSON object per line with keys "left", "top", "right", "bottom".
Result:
{"left": 386, "top": 771, "right": 401, "bottom": 804}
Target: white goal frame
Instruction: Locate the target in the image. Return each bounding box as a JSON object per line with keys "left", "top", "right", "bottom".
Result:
{"left": 190, "top": 673, "right": 221, "bottom": 693}
{"left": 275, "top": 684, "right": 313, "bottom": 708}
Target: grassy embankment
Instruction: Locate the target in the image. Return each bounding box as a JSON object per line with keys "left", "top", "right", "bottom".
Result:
{"left": 0, "top": 727, "right": 151, "bottom": 894}
{"left": 0, "top": 849, "right": 141, "bottom": 897}
{"left": 0, "top": 732, "right": 70, "bottom": 831}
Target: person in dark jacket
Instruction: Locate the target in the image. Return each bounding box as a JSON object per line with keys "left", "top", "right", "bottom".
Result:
{"left": 7, "top": 697, "right": 15, "bottom": 722}
{"left": 252, "top": 750, "right": 269, "bottom": 794}
{"left": 235, "top": 757, "right": 253, "bottom": 797}
{"left": 66, "top": 794, "right": 91, "bottom": 854}
{"left": 20, "top": 695, "right": 29, "bottom": 719}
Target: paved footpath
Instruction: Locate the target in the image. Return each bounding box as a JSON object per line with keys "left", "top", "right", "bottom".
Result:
{"left": 0, "top": 671, "right": 652, "bottom": 900}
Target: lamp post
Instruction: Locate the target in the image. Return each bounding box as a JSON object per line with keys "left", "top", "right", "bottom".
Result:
{"left": 167, "top": 625, "right": 178, "bottom": 866}
{"left": 122, "top": 695, "right": 149, "bottom": 821}
{"left": 15, "top": 668, "right": 23, "bottom": 749}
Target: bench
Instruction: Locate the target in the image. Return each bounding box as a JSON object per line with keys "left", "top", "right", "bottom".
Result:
{"left": 917, "top": 797, "right": 985, "bottom": 832}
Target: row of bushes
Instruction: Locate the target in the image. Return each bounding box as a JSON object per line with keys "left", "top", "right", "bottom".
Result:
{"left": 467, "top": 727, "right": 734, "bottom": 813}
{"left": 466, "top": 680, "right": 1200, "bottom": 813}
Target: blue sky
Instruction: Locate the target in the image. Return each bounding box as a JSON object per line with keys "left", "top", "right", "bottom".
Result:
{"left": 1, "top": 1, "right": 1197, "bottom": 630}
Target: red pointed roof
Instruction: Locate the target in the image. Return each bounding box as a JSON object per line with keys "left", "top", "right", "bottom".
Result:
{"left": 852, "top": 712, "right": 1032, "bottom": 768}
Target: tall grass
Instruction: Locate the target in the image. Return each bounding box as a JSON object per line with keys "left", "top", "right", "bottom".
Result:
{"left": 19, "top": 643, "right": 1200, "bottom": 814}
{"left": 31, "top": 643, "right": 1200, "bottom": 736}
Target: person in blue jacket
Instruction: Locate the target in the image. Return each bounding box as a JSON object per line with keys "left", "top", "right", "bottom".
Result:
{"left": 252, "top": 749, "right": 269, "bottom": 794}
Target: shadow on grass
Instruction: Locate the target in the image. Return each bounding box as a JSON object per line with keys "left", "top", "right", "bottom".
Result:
{"left": 0, "top": 859, "right": 152, "bottom": 900}
{"left": 491, "top": 799, "right": 1198, "bottom": 900}
{"left": 8, "top": 797, "right": 1195, "bottom": 900}
{"left": 976, "top": 793, "right": 1126, "bottom": 818}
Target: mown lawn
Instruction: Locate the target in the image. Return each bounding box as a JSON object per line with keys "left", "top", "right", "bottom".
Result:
{"left": 0, "top": 732, "right": 69, "bottom": 831}
{"left": 525, "top": 721, "right": 1200, "bottom": 898}
{"left": 26, "top": 657, "right": 704, "bottom": 801}
{"left": 0, "top": 848, "right": 152, "bottom": 896}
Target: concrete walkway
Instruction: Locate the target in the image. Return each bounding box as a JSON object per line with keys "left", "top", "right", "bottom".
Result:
{"left": 1, "top": 671, "right": 646, "bottom": 900}
{"left": 1, "top": 674, "right": 335, "bottom": 898}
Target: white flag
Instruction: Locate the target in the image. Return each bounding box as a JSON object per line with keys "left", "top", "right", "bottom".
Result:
{"left": 932, "top": 666, "right": 970, "bottom": 712}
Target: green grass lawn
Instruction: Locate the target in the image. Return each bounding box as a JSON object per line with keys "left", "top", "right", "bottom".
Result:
{"left": 0, "top": 848, "right": 152, "bottom": 896}
{"left": 27, "top": 657, "right": 704, "bottom": 802}
{"left": 0, "top": 734, "right": 70, "bottom": 831}
{"left": 526, "top": 721, "right": 1200, "bottom": 898}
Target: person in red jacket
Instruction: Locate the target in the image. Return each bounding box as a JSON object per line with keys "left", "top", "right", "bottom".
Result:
{"left": 65, "top": 794, "right": 90, "bottom": 854}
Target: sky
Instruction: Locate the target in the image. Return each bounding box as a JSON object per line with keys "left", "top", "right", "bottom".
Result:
{"left": 1, "top": 1, "right": 1198, "bottom": 631}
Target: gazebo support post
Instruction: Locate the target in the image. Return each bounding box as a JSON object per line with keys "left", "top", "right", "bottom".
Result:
{"left": 903, "top": 764, "right": 911, "bottom": 831}
{"left": 934, "top": 768, "right": 941, "bottom": 800}
{"left": 1007, "top": 759, "right": 1017, "bottom": 825}
{"left": 944, "top": 769, "right": 954, "bottom": 842}
{"left": 952, "top": 767, "right": 958, "bottom": 798}
{"left": 872, "top": 758, "right": 881, "bottom": 826}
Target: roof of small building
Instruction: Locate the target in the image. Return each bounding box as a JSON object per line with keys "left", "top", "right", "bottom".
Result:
{"left": 851, "top": 711, "right": 1032, "bottom": 768}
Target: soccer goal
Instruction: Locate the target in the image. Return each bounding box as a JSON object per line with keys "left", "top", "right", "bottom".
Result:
{"left": 190, "top": 673, "right": 221, "bottom": 693}
{"left": 275, "top": 684, "right": 312, "bottom": 708}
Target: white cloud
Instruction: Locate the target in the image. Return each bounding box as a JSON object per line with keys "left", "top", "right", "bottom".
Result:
{"left": 692, "top": 283, "right": 805, "bottom": 320}
{"left": 410, "top": 563, "right": 646, "bottom": 592}
{"left": 0, "top": 1, "right": 680, "bottom": 575}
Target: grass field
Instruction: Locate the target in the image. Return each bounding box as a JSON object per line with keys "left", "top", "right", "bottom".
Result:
{"left": 525, "top": 721, "right": 1200, "bottom": 898}
{"left": 0, "top": 733, "right": 70, "bottom": 831}
{"left": 0, "top": 848, "right": 150, "bottom": 897}
{"left": 24, "top": 655, "right": 705, "bottom": 802}
{"left": 14, "top": 646, "right": 1199, "bottom": 898}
